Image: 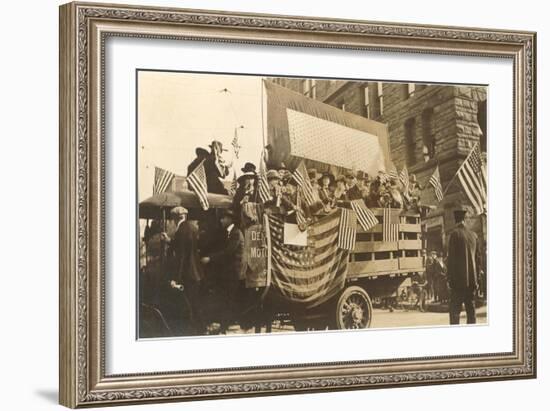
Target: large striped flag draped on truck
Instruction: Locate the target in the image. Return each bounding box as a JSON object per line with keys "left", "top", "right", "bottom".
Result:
{"left": 267, "top": 209, "right": 350, "bottom": 308}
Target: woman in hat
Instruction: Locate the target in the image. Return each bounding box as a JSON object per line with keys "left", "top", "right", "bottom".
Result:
{"left": 388, "top": 178, "right": 404, "bottom": 209}
{"left": 232, "top": 162, "right": 258, "bottom": 227}
{"left": 333, "top": 175, "right": 349, "bottom": 207}
{"left": 308, "top": 168, "right": 321, "bottom": 191}
{"left": 366, "top": 177, "right": 382, "bottom": 208}
{"left": 318, "top": 172, "right": 335, "bottom": 212}
{"left": 277, "top": 163, "right": 292, "bottom": 185}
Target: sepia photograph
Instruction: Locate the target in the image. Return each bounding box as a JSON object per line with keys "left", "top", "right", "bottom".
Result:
{"left": 137, "top": 70, "right": 488, "bottom": 338}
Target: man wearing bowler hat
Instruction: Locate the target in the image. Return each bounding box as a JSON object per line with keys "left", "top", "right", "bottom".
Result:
{"left": 201, "top": 209, "right": 245, "bottom": 333}
{"left": 161, "top": 206, "right": 205, "bottom": 334}
{"left": 446, "top": 206, "right": 481, "bottom": 324}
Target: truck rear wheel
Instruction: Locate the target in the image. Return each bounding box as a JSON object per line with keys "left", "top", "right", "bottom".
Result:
{"left": 335, "top": 286, "right": 373, "bottom": 329}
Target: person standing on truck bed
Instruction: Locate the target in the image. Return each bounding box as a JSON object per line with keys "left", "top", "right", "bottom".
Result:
{"left": 346, "top": 172, "right": 363, "bottom": 201}
{"left": 446, "top": 206, "right": 481, "bottom": 325}
{"left": 203, "top": 140, "right": 231, "bottom": 194}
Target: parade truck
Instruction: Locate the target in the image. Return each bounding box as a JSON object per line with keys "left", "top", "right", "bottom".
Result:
{"left": 138, "top": 80, "right": 425, "bottom": 333}
{"left": 139, "top": 192, "right": 424, "bottom": 332}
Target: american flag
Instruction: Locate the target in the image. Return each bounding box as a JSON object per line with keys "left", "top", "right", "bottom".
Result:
{"left": 338, "top": 208, "right": 357, "bottom": 251}
{"left": 399, "top": 166, "right": 410, "bottom": 201}
{"left": 230, "top": 169, "right": 238, "bottom": 195}
{"left": 350, "top": 199, "right": 378, "bottom": 231}
{"left": 153, "top": 166, "right": 175, "bottom": 195}
{"left": 292, "top": 160, "right": 316, "bottom": 206}
{"left": 378, "top": 171, "right": 389, "bottom": 184}
{"left": 268, "top": 211, "right": 349, "bottom": 308}
{"left": 231, "top": 128, "right": 241, "bottom": 159}
{"left": 457, "top": 143, "right": 487, "bottom": 214}
{"left": 399, "top": 166, "right": 409, "bottom": 190}
{"left": 187, "top": 160, "right": 209, "bottom": 211}
{"left": 383, "top": 207, "right": 400, "bottom": 242}
{"left": 378, "top": 167, "right": 397, "bottom": 184}
{"left": 295, "top": 188, "right": 307, "bottom": 230}
{"left": 257, "top": 157, "right": 271, "bottom": 203}
{"left": 429, "top": 165, "right": 444, "bottom": 202}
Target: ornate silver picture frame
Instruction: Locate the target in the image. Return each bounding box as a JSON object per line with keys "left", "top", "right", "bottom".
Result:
{"left": 59, "top": 1, "right": 536, "bottom": 408}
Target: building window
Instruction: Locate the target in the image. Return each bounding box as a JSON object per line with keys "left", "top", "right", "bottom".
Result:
{"left": 421, "top": 108, "right": 436, "bottom": 160}
{"left": 363, "top": 85, "right": 370, "bottom": 118}
{"left": 477, "top": 99, "right": 487, "bottom": 152}
{"left": 377, "top": 82, "right": 384, "bottom": 116}
{"left": 402, "top": 83, "right": 416, "bottom": 100}
{"left": 405, "top": 118, "right": 417, "bottom": 166}
{"left": 302, "top": 79, "right": 317, "bottom": 99}
{"left": 408, "top": 83, "right": 416, "bottom": 98}
{"left": 338, "top": 99, "right": 346, "bottom": 112}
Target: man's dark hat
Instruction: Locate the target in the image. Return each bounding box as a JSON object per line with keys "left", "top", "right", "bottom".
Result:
{"left": 308, "top": 168, "right": 321, "bottom": 180}
{"left": 237, "top": 162, "right": 258, "bottom": 183}
{"left": 209, "top": 140, "right": 228, "bottom": 151}
{"left": 241, "top": 162, "right": 257, "bottom": 174}
{"left": 453, "top": 205, "right": 468, "bottom": 220}
{"left": 357, "top": 170, "right": 369, "bottom": 181}
{"left": 195, "top": 147, "right": 209, "bottom": 157}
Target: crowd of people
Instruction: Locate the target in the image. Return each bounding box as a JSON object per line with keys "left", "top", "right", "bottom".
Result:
{"left": 424, "top": 250, "right": 449, "bottom": 304}
{"left": 184, "top": 140, "right": 424, "bottom": 228}
{"left": 231, "top": 164, "right": 423, "bottom": 233}
{"left": 139, "top": 140, "right": 486, "bottom": 334}
{"left": 141, "top": 203, "right": 253, "bottom": 336}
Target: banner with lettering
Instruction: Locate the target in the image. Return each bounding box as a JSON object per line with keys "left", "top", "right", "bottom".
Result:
{"left": 244, "top": 223, "right": 268, "bottom": 288}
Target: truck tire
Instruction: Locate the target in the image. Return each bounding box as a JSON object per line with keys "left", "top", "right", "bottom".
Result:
{"left": 335, "top": 286, "right": 373, "bottom": 329}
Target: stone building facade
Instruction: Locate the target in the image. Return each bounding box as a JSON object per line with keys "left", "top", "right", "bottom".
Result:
{"left": 270, "top": 77, "right": 487, "bottom": 252}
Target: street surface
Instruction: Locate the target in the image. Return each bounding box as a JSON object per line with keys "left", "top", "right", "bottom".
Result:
{"left": 226, "top": 306, "right": 487, "bottom": 334}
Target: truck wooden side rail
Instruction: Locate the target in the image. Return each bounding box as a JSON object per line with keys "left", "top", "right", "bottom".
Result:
{"left": 296, "top": 208, "right": 425, "bottom": 331}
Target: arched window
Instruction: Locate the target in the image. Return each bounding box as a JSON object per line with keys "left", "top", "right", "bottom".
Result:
{"left": 405, "top": 117, "right": 417, "bottom": 166}
{"left": 421, "top": 108, "right": 436, "bottom": 160}
{"left": 477, "top": 100, "right": 487, "bottom": 152}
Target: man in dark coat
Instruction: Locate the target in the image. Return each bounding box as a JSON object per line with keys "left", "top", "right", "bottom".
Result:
{"left": 203, "top": 140, "right": 230, "bottom": 194}
{"left": 446, "top": 207, "right": 480, "bottom": 324}
{"left": 201, "top": 209, "right": 246, "bottom": 333}
{"left": 187, "top": 147, "right": 209, "bottom": 176}
{"left": 161, "top": 206, "right": 205, "bottom": 334}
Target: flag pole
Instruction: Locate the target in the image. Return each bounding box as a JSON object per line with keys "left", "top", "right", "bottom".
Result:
{"left": 441, "top": 142, "right": 479, "bottom": 197}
